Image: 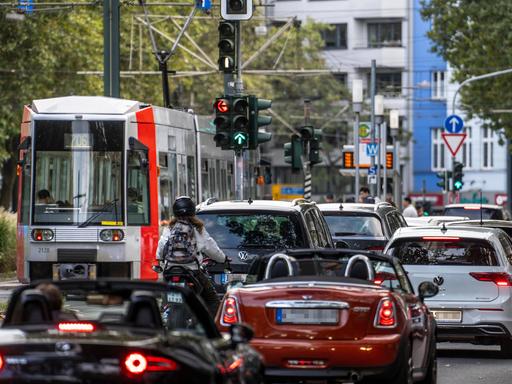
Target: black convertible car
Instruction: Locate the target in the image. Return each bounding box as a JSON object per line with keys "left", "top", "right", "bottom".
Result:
{"left": 0, "top": 279, "right": 263, "bottom": 384}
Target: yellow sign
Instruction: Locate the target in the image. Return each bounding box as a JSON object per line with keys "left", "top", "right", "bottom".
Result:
{"left": 101, "top": 221, "right": 124, "bottom": 226}
{"left": 272, "top": 184, "right": 304, "bottom": 201}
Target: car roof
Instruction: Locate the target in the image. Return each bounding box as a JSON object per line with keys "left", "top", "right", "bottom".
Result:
{"left": 446, "top": 220, "right": 512, "bottom": 228}
{"left": 196, "top": 199, "right": 315, "bottom": 213}
{"left": 391, "top": 225, "right": 503, "bottom": 241}
{"left": 444, "top": 203, "right": 503, "bottom": 210}
{"left": 317, "top": 202, "right": 394, "bottom": 213}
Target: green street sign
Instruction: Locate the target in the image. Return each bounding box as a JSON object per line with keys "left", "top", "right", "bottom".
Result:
{"left": 233, "top": 131, "right": 248, "bottom": 146}
{"left": 359, "top": 123, "right": 370, "bottom": 138}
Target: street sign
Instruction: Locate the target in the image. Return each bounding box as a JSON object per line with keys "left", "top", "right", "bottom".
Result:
{"left": 196, "top": 0, "right": 211, "bottom": 10}
{"left": 368, "top": 175, "right": 377, "bottom": 184}
{"left": 359, "top": 123, "right": 370, "bottom": 138}
{"left": 444, "top": 114, "right": 464, "bottom": 133}
{"left": 368, "top": 165, "right": 377, "bottom": 176}
{"left": 366, "top": 143, "right": 378, "bottom": 157}
{"left": 441, "top": 133, "right": 467, "bottom": 157}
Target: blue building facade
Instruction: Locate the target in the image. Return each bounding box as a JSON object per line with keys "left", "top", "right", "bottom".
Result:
{"left": 412, "top": 0, "right": 447, "bottom": 192}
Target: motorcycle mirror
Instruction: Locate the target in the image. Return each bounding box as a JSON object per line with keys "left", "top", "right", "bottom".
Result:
{"left": 152, "top": 265, "right": 163, "bottom": 274}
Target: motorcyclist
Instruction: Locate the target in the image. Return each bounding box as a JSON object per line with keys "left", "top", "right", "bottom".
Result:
{"left": 156, "top": 196, "right": 227, "bottom": 314}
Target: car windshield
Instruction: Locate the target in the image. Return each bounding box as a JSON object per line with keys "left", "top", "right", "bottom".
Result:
{"left": 33, "top": 120, "right": 124, "bottom": 226}
{"left": 323, "top": 213, "right": 384, "bottom": 237}
{"left": 387, "top": 238, "right": 498, "bottom": 266}
{"left": 198, "top": 213, "right": 305, "bottom": 249}
{"left": 6, "top": 284, "right": 207, "bottom": 336}
{"left": 443, "top": 207, "right": 503, "bottom": 220}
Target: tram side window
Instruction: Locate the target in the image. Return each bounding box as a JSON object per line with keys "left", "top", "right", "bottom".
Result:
{"left": 19, "top": 150, "right": 31, "bottom": 224}
{"left": 187, "top": 156, "right": 196, "bottom": 201}
{"left": 127, "top": 150, "right": 150, "bottom": 225}
{"left": 201, "top": 159, "right": 210, "bottom": 202}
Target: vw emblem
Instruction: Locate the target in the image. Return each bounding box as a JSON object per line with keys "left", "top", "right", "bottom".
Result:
{"left": 238, "top": 251, "right": 249, "bottom": 261}
{"left": 433, "top": 276, "right": 444, "bottom": 286}
{"left": 55, "top": 342, "right": 75, "bottom": 353}
{"left": 302, "top": 295, "right": 313, "bottom": 300}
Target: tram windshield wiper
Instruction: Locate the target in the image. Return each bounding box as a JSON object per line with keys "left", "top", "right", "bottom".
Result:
{"left": 78, "top": 199, "right": 119, "bottom": 228}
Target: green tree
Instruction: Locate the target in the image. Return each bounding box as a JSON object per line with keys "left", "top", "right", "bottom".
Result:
{"left": 421, "top": 0, "right": 512, "bottom": 136}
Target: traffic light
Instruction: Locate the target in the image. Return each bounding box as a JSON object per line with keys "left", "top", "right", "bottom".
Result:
{"left": 453, "top": 161, "right": 464, "bottom": 191}
{"left": 221, "top": 0, "right": 253, "bottom": 20}
{"left": 213, "top": 96, "right": 232, "bottom": 149}
{"left": 309, "top": 129, "right": 322, "bottom": 166}
{"left": 218, "top": 21, "right": 236, "bottom": 73}
{"left": 284, "top": 135, "right": 302, "bottom": 172}
{"left": 436, "top": 171, "right": 448, "bottom": 191}
{"left": 231, "top": 96, "right": 250, "bottom": 149}
{"left": 248, "top": 96, "right": 272, "bottom": 149}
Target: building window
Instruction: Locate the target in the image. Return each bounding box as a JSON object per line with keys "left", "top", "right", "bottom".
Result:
{"left": 369, "top": 72, "right": 402, "bottom": 97}
{"left": 432, "top": 128, "right": 445, "bottom": 171}
{"left": 332, "top": 73, "right": 347, "bottom": 85}
{"left": 459, "top": 126, "right": 473, "bottom": 169}
{"left": 431, "top": 71, "right": 446, "bottom": 99}
{"left": 322, "top": 24, "right": 347, "bottom": 49}
{"left": 482, "top": 127, "right": 494, "bottom": 169}
{"left": 367, "top": 22, "right": 402, "bottom": 48}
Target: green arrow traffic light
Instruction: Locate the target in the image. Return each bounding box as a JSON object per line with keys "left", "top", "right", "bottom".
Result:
{"left": 453, "top": 162, "right": 464, "bottom": 191}
{"left": 233, "top": 131, "right": 248, "bottom": 147}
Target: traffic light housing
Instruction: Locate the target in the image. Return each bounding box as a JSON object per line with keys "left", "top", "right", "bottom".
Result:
{"left": 453, "top": 161, "right": 464, "bottom": 191}
{"left": 248, "top": 95, "right": 272, "bottom": 149}
{"left": 218, "top": 21, "right": 236, "bottom": 73}
{"left": 436, "top": 171, "right": 450, "bottom": 191}
{"left": 221, "top": 0, "right": 253, "bottom": 20}
{"left": 309, "top": 129, "right": 322, "bottom": 166}
{"left": 213, "top": 97, "right": 232, "bottom": 150}
{"left": 284, "top": 135, "right": 302, "bottom": 172}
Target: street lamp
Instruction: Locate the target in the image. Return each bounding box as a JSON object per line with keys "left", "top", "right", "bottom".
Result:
{"left": 374, "top": 95, "right": 384, "bottom": 198}
{"left": 352, "top": 79, "right": 363, "bottom": 197}
{"left": 389, "top": 109, "right": 400, "bottom": 205}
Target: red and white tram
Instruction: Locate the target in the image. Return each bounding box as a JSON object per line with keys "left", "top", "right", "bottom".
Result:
{"left": 16, "top": 96, "right": 245, "bottom": 283}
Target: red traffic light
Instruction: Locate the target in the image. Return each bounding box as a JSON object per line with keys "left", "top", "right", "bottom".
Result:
{"left": 215, "top": 99, "right": 229, "bottom": 113}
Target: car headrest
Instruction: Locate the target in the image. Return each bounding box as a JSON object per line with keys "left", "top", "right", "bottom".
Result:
{"left": 20, "top": 289, "right": 52, "bottom": 324}
{"left": 125, "top": 291, "right": 163, "bottom": 328}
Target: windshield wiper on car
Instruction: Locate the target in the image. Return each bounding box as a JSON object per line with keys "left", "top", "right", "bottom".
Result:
{"left": 78, "top": 199, "right": 119, "bottom": 228}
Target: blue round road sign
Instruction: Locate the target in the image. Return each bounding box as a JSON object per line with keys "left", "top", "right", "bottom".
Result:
{"left": 444, "top": 114, "right": 464, "bottom": 133}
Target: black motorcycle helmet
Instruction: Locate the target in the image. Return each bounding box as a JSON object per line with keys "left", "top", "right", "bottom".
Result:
{"left": 172, "top": 196, "right": 196, "bottom": 217}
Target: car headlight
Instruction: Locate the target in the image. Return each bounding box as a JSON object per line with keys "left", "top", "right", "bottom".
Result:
{"left": 100, "top": 229, "right": 124, "bottom": 242}
{"left": 32, "top": 229, "right": 54, "bottom": 241}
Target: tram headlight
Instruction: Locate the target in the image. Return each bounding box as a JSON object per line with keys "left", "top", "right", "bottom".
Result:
{"left": 100, "top": 229, "right": 124, "bottom": 242}
{"left": 32, "top": 229, "right": 54, "bottom": 242}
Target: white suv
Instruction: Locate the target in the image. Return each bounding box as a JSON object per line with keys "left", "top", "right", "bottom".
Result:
{"left": 385, "top": 225, "right": 512, "bottom": 355}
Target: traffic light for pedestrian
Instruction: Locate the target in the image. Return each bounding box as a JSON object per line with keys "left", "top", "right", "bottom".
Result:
{"left": 248, "top": 96, "right": 272, "bottom": 149}
{"left": 309, "top": 129, "right": 323, "bottom": 166}
{"left": 221, "top": 0, "right": 253, "bottom": 20}
{"left": 284, "top": 135, "right": 302, "bottom": 172}
{"left": 218, "top": 21, "right": 237, "bottom": 73}
{"left": 213, "top": 96, "right": 232, "bottom": 149}
{"left": 453, "top": 162, "right": 464, "bottom": 191}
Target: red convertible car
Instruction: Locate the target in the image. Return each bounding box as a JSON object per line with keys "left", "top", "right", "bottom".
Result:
{"left": 216, "top": 249, "right": 438, "bottom": 384}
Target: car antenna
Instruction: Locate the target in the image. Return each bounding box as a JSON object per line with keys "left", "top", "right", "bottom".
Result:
{"left": 441, "top": 222, "right": 448, "bottom": 233}
{"left": 248, "top": 197, "right": 253, "bottom": 205}
{"left": 480, "top": 189, "right": 483, "bottom": 225}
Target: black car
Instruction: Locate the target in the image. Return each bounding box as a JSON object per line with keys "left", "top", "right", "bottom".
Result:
{"left": 318, "top": 202, "right": 407, "bottom": 251}
{"left": 0, "top": 280, "right": 263, "bottom": 384}
{"left": 196, "top": 199, "right": 334, "bottom": 290}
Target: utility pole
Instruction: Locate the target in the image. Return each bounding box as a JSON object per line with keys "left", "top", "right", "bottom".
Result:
{"left": 370, "top": 59, "right": 377, "bottom": 196}
{"left": 352, "top": 80, "right": 363, "bottom": 198}
{"left": 103, "top": 0, "right": 120, "bottom": 98}
{"left": 302, "top": 99, "right": 312, "bottom": 200}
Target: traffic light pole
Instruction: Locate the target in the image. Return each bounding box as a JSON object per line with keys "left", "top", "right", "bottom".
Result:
{"left": 302, "top": 100, "right": 312, "bottom": 201}
{"left": 451, "top": 156, "right": 456, "bottom": 204}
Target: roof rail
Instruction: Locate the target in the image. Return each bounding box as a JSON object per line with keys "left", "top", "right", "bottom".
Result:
{"left": 205, "top": 197, "right": 218, "bottom": 206}
{"left": 291, "top": 198, "right": 308, "bottom": 206}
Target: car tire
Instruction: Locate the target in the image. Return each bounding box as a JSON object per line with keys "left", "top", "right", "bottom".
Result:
{"left": 417, "top": 346, "right": 437, "bottom": 384}
{"left": 500, "top": 338, "right": 512, "bottom": 358}
{"left": 360, "top": 342, "right": 413, "bottom": 384}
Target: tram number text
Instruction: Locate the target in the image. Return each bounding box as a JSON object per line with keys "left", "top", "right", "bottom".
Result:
{"left": 64, "top": 133, "right": 92, "bottom": 149}
{"left": 37, "top": 247, "right": 50, "bottom": 254}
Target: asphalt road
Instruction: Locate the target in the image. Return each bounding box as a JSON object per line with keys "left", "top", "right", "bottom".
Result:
{"left": 1, "top": 280, "right": 511, "bottom": 383}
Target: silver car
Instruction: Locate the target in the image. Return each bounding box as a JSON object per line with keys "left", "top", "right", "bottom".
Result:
{"left": 385, "top": 226, "right": 512, "bottom": 356}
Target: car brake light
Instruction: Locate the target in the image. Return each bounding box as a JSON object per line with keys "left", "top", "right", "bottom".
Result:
{"left": 57, "top": 322, "right": 95, "bottom": 333}
{"left": 470, "top": 272, "right": 512, "bottom": 287}
{"left": 0, "top": 354, "right": 4, "bottom": 371}
{"left": 367, "top": 245, "right": 385, "bottom": 252}
{"left": 375, "top": 298, "right": 396, "bottom": 328}
{"left": 422, "top": 236, "right": 460, "bottom": 241}
{"left": 464, "top": 206, "right": 481, "bottom": 210}
{"left": 124, "top": 353, "right": 178, "bottom": 375}
{"left": 171, "top": 276, "right": 181, "bottom": 283}
{"left": 221, "top": 297, "right": 240, "bottom": 325}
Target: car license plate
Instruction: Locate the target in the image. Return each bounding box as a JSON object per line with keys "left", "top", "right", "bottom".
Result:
{"left": 167, "top": 292, "right": 183, "bottom": 303}
{"left": 276, "top": 308, "right": 339, "bottom": 325}
{"left": 431, "top": 310, "right": 462, "bottom": 323}
{"left": 170, "top": 281, "right": 186, "bottom": 287}
{"left": 215, "top": 273, "right": 247, "bottom": 285}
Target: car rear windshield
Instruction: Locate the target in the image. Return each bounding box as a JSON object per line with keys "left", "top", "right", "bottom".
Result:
{"left": 323, "top": 213, "right": 384, "bottom": 237}
{"left": 387, "top": 238, "right": 498, "bottom": 266}
{"left": 443, "top": 207, "right": 503, "bottom": 220}
{"left": 198, "top": 213, "right": 305, "bottom": 249}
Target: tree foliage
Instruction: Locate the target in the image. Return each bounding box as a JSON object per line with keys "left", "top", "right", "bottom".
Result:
{"left": 421, "top": 0, "right": 512, "bottom": 136}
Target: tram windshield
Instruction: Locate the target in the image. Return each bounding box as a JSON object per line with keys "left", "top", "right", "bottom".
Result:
{"left": 33, "top": 120, "right": 124, "bottom": 226}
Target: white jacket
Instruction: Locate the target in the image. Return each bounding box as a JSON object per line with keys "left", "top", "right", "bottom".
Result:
{"left": 156, "top": 225, "right": 226, "bottom": 269}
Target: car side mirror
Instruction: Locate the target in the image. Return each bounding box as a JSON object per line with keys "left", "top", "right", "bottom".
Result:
{"left": 418, "top": 281, "right": 439, "bottom": 302}
{"left": 335, "top": 240, "right": 349, "bottom": 249}
{"left": 152, "top": 265, "right": 163, "bottom": 274}
{"left": 230, "top": 323, "right": 254, "bottom": 346}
